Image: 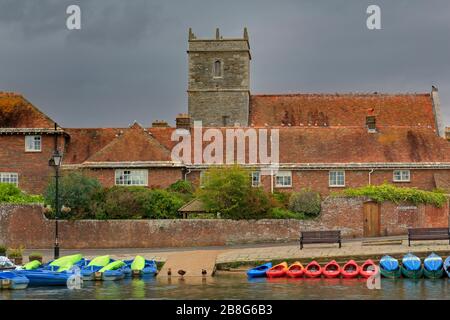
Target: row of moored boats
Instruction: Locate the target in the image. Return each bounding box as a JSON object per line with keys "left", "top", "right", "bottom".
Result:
{"left": 0, "top": 254, "right": 157, "bottom": 290}
{"left": 247, "top": 253, "right": 450, "bottom": 280}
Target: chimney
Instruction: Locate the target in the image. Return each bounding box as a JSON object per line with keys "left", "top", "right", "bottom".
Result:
{"left": 152, "top": 120, "right": 169, "bottom": 128}
{"left": 176, "top": 113, "right": 191, "bottom": 130}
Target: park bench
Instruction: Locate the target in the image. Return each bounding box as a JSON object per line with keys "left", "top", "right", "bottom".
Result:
{"left": 407, "top": 228, "right": 450, "bottom": 246}
{"left": 299, "top": 230, "right": 342, "bottom": 250}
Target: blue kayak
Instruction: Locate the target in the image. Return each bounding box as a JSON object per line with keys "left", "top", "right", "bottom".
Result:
{"left": 424, "top": 253, "right": 443, "bottom": 279}
{"left": 402, "top": 253, "right": 421, "bottom": 271}
{"left": 247, "top": 262, "right": 272, "bottom": 278}
{"left": 14, "top": 270, "right": 72, "bottom": 286}
{"left": 380, "top": 255, "right": 399, "bottom": 271}
{"left": 0, "top": 271, "right": 29, "bottom": 290}
{"left": 444, "top": 256, "right": 450, "bottom": 278}
{"left": 424, "top": 253, "right": 443, "bottom": 271}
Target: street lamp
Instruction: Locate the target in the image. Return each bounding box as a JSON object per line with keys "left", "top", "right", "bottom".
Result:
{"left": 49, "top": 149, "right": 62, "bottom": 259}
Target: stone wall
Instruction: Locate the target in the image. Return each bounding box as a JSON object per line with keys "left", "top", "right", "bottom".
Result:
{"left": 0, "top": 197, "right": 448, "bottom": 249}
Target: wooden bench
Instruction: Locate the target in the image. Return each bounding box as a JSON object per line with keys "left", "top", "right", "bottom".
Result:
{"left": 299, "top": 230, "right": 342, "bottom": 250}
{"left": 408, "top": 228, "right": 450, "bottom": 246}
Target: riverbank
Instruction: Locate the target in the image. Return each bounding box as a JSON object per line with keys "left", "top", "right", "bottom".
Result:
{"left": 20, "top": 236, "right": 450, "bottom": 272}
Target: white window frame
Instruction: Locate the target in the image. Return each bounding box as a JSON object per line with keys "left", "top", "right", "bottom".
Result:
{"left": 393, "top": 170, "right": 410, "bottom": 182}
{"left": 25, "top": 135, "right": 42, "bottom": 152}
{"left": 115, "top": 169, "right": 148, "bottom": 186}
{"left": 275, "top": 171, "right": 292, "bottom": 188}
{"left": 329, "top": 170, "right": 345, "bottom": 187}
{"left": 0, "top": 172, "right": 18, "bottom": 186}
{"left": 199, "top": 171, "right": 208, "bottom": 187}
{"left": 251, "top": 171, "right": 261, "bottom": 187}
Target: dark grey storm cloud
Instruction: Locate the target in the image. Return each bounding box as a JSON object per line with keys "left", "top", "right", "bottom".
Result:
{"left": 0, "top": 0, "right": 449, "bottom": 128}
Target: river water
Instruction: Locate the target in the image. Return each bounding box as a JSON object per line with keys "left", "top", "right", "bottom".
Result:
{"left": 1, "top": 274, "right": 449, "bottom": 300}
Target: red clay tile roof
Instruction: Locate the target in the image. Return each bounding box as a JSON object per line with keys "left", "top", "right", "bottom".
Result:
{"left": 133, "top": 126, "right": 450, "bottom": 165}
{"left": 0, "top": 92, "right": 56, "bottom": 128}
{"left": 83, "top": 122, "right": 172, "bottom": 163}
{"left": 63, "top": 128, "right": 124, "bottom": 164}
{"left": 276, "top": 127, "right": 450, "bottom": 164}
{"left": 249, "top": 93, "right": 436, "bottom": 130}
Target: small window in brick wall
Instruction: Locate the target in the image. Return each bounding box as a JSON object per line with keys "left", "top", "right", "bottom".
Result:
{"left": 251, "top": 171, "right": 261, "bottom": 187}
{"left": 0, "top": 172, "right": 18, "bottom": 186}
{"left": 25, "top": 135, "right": 41, "bottom": 152}
{"left": 393, "top": 170, "right": 410, "bottom": 182}
{"left": 275, "top": 171, "right": 292, "bottom": 188}
{"left": 115, "top": 169, "right": 148, "bottom": 186}
{"left": 329, "top": 170, "right": 345, "bottom": 187}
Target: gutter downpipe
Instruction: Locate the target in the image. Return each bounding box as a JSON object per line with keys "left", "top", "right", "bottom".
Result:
{"left": 184, "top": 168, "right": 191, "bottom": 181}
{"left": 368, "top": 169, "right": 374, "bottom": 185}
{"left": 271, "top": 169, "right": 274, "bottom": 194}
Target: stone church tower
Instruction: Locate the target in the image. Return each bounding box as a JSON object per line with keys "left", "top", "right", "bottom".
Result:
{"left": 187, "top": 28, "right": 250, "bottom": 127}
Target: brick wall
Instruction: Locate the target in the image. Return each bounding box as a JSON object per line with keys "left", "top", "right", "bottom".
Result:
{"left": 1, "top": 197, "right": 447, "bottom": 249}
{"left": 188, "top": 169, "right": 449, "bottom": 196}
{"left": 0, "top": 135, "right": 64, "bottom": 194}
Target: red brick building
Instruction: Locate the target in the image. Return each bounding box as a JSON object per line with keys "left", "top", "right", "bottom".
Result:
{"left": 1, "top": 30, "right": 449, "bottom": 196}
{"left": 1, "top": 90, "right": 449, "bottom": 196}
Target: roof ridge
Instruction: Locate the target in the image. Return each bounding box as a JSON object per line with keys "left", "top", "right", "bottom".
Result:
{"left": 251, "top": 92, "right": 431, "bottom": 97}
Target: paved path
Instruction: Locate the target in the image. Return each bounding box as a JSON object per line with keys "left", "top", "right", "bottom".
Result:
{"left": 159, "top": 250, "right": 220, "bottom": 278}
{"left": 22, "top": 236, "right": 450, "bottom": 269}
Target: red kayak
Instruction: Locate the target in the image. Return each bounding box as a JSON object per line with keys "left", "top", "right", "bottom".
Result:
{"left": 360, "top": 259, "right": 378, "bottom": 278}
{"left": 286, "top": 262, "right": 304, "bottom": 278}
{"left": 266, "top": 262, "right": 288, "bottom": 278}
{"left": 304, "top": 261, "right": 322, "bottom": 278}
{"left": 322, "top": 260, "right": 341, "bottom": 278}
{"left": 341, "top": 260, "right": 360, "bottom": 279}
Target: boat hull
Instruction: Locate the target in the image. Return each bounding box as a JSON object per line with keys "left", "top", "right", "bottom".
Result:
{"left": 0, "top": 272, "right": 29, "bottom": 290}
{"left": 423, "top": 267, "right": 443, "bottom": 279}
{"left": 380, "top": 267, "right": 401, "bottom": 279}
{"left": 14, "top": 270, "right": 72, "bottom": 286}
{"left": 401, "top": 265, "right": 423, "bottom": 279}
{"left": 247, "top": 263, "right": 272, "bottom": 278}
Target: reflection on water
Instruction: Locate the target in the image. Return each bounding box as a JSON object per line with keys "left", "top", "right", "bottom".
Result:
{"left": 1, "top": 274, "right": 449, "bottom": 300}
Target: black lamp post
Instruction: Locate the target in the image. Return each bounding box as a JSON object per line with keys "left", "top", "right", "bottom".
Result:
{"left": 49, "top": 149, "right": 62, "bottom": 259}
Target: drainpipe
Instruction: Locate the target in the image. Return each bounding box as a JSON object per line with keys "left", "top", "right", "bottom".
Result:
{"left": 270, "top": 169, "right": 274, "bottom": 194}
{"left": 184, "top": 168, "right": 191, "bottom": 181}
{"left": 368, "top": 169, "right": 374, "bottom": 185}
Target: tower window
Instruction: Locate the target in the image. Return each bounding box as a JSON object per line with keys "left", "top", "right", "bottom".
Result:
{"left": 213, "top": 60, "right": 222, "bottom": 78}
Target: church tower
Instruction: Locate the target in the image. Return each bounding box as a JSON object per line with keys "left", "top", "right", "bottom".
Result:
{"left": 187, "top": 28, "right": 250, "bottom": 127}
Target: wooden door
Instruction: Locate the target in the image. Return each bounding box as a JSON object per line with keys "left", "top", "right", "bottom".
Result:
{"left": 363, "top": 201, "right": 380, "bottom": 237}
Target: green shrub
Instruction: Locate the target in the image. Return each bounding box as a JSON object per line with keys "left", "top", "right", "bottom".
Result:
{"left": 0, "top": 244, "right": 6, "bottom": 256}
{"left": 340, "top": 183, "right": 447, "bottom": 207}
{"left": 272, "top": 191, "right": 291, "bottom": 208}
{"left": 44, "top": 172, "right": 102, "bottom": 219}
{"left": 288, "top": 189, "right": 321, "bottom": 217}
{"left": 196, "top": 166, "right": 271, "bottom": 219}
{"left": 101, "top": 186, "right": 148, "bottom": 219}
{"left": 0, "top": 183, "right": 43, "bottom": 204}
{"left": 167, "top": 180, "right": 193, "bottom": 194}
{"left": 141, "top": 189, "right": 185, "bottom": 219}
{"left": 269, "top": 208, "right": 305, "bottom": 219}
{"left": 7, "top": 246, "right": 24, "bottom": 258}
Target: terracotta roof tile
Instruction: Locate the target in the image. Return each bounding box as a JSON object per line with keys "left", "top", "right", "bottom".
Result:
{"left": 0, "top": 92, "right": 56, "bottom": 128}
{"left": 83, "top": 122, "right": 172, "bottom": 163}
{"left": 249, "top": 93, "right": 436, "bottom": 130}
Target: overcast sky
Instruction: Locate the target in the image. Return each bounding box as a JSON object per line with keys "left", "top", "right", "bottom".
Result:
{"left": 1, "top": 0, "right": 449, "bottom": 128}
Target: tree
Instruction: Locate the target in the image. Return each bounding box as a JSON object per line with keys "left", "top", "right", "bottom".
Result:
{"left": 196, "top": 166, "right": 271, "bottom": 219}
{"left": 44, "top": 172, "right": 102, "bottom": 219}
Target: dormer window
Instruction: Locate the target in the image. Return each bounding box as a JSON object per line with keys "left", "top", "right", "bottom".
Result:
{"left": 213, "top": 60, "right": 222, "bottom": 78}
